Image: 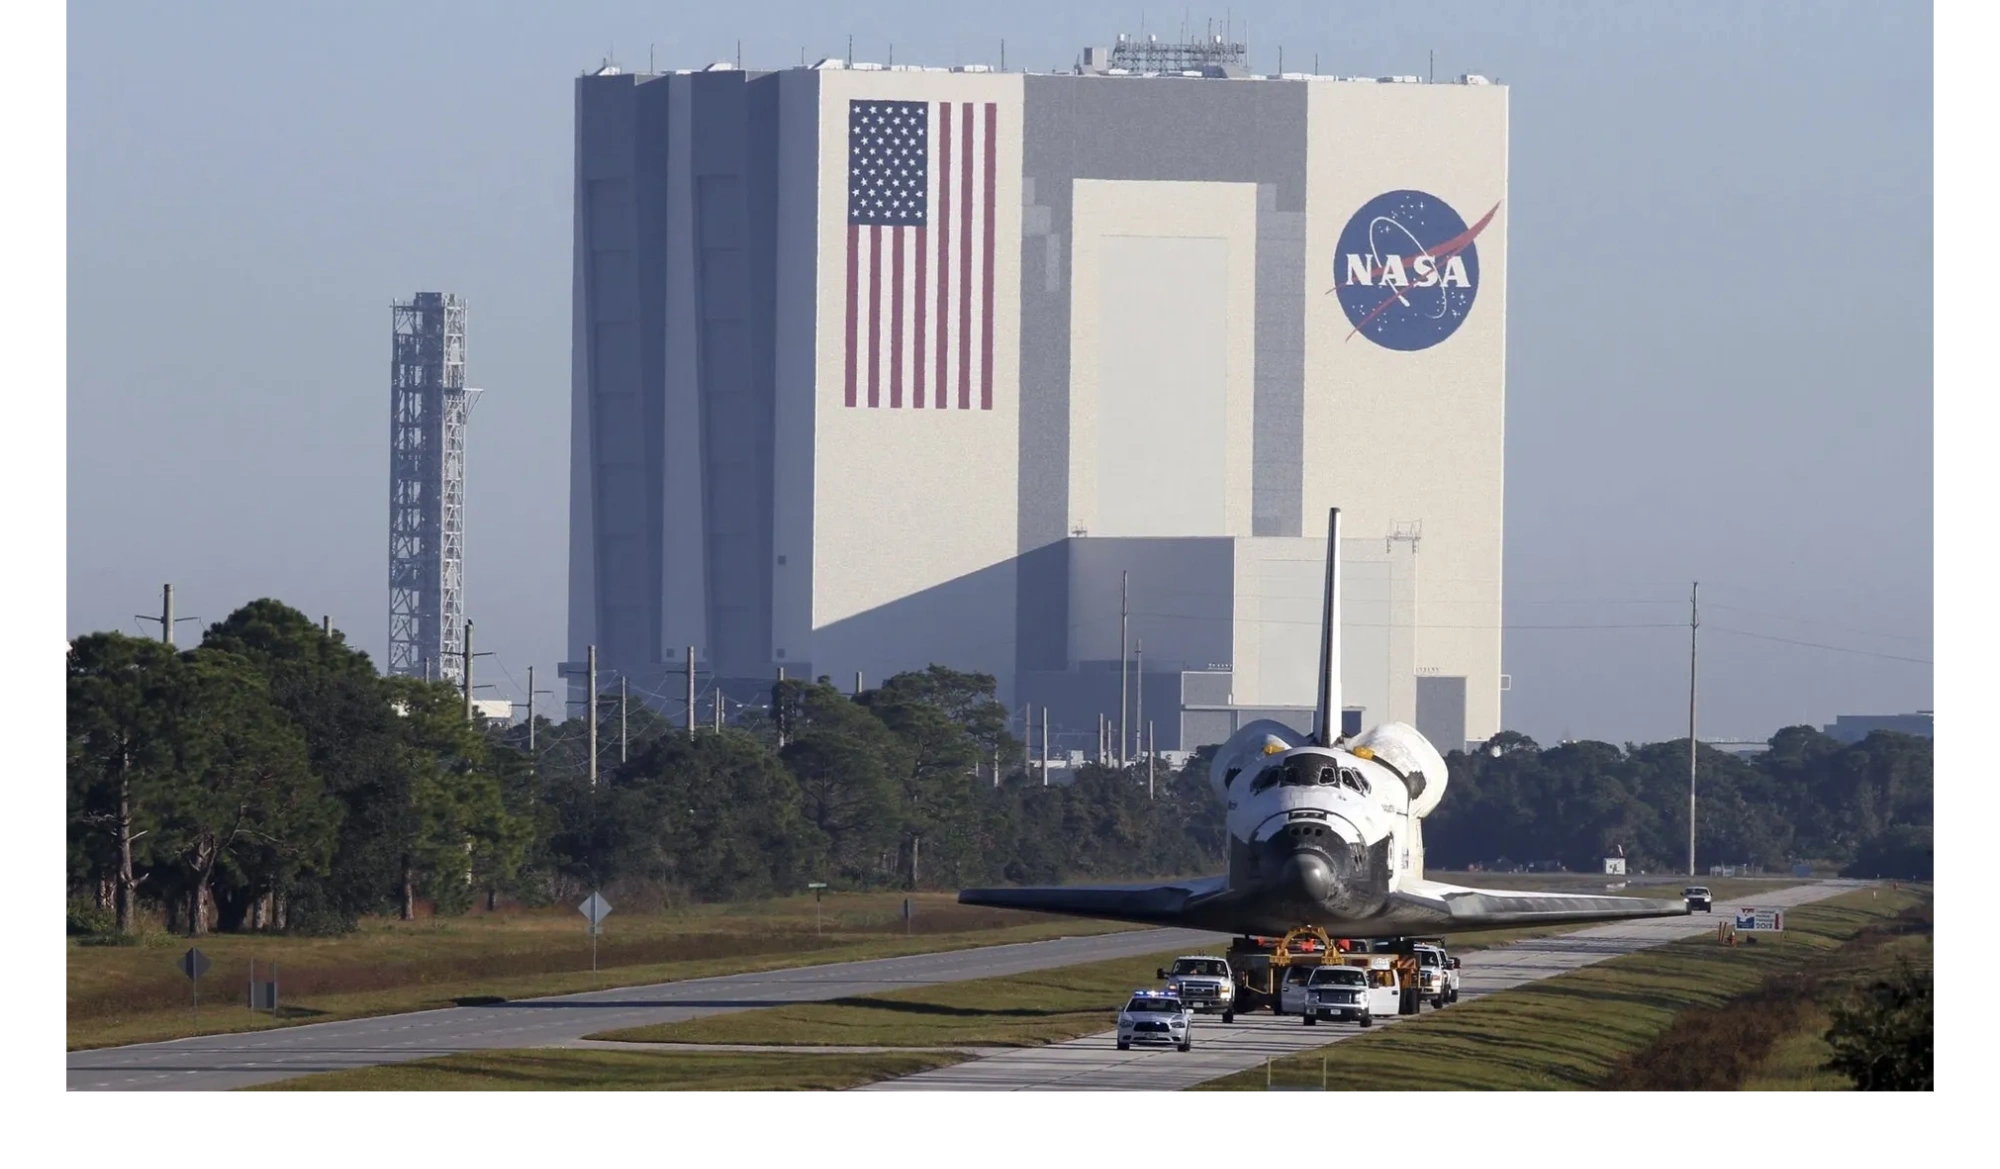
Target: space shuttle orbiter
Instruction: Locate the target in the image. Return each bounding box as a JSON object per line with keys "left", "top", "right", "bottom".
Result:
{"left": 958, "top": 508, "right": 1690, "bottom": 939}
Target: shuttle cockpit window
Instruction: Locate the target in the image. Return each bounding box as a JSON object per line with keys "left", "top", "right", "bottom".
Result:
{"left": 1337, "top": 768, "right": 1369, "bottom": 794}
{"left": 1257, "top": 758, "right": 1338, "bottom": 789}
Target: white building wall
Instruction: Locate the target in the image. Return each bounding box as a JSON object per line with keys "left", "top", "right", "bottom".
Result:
{"left": 1301, "top": 81, "right": 1509, "bottom": 743}
{"left": 1066, "top": 180, "right": 1259, "bottom": 542}
{"left": 805, "top": 69, "right": 1025, "bottom": 693}
{"left": 1232, "top": 537, "right": 1322, "bottom": 707}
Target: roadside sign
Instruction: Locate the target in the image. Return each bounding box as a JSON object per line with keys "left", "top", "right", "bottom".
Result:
{"left": 1733, "top": 907, "right": 1783, "bottom": 932}
{"left": 179, "top": 947, "right": 211, "bottom": 1022}
{"left": 578, "top": 891, "right": 612, "bottom": 972}
{"left": 808, "top": 882, "right": 829, "bottom": 935}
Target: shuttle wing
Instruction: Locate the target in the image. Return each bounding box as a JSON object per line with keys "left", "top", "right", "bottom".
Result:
{"left": 1388, "top": 879, "right": 1691, "bottom": 932}
{"left": 958, "top": 874, "right": 1234, "bottom": 929}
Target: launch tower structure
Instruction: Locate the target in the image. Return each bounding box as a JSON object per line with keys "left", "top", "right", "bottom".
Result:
{"left": 388, "top": 292, "right": 475, "bottom": 683}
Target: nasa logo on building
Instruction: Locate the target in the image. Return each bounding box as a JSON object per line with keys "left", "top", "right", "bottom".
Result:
{"left": 1334, "top": 190, "right": 1500, "bottom": 352}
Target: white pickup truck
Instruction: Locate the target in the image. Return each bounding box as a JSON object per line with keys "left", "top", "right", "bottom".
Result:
{"left": 1156, "top": 955, "right": 1235, "bottom": 1018}
{"left": 1413, "top": 943, "right": 1461, "bottom": 1008}
{"left": 1300, "top": 965, "right": 1374, "bottom": 1027}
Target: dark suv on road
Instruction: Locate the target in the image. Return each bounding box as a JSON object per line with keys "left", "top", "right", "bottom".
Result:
{"left": 1683, "top": 886, "right": 1712, "bottom": 912}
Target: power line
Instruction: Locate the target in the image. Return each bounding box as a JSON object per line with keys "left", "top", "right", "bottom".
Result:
{"left": 1705, "top": 626, "right": 1933, "bottom": 666}
{"left": 1702, "top": 602, "right": 1930, "bottom": 646}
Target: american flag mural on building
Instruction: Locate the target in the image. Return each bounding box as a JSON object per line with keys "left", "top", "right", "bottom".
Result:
{"left": 845, "top": 98, "right": 998, "bottom": 410}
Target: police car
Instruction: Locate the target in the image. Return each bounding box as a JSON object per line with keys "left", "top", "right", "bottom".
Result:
{"left": 1116, "top": 990, "right": 1194, "bottom": 1052}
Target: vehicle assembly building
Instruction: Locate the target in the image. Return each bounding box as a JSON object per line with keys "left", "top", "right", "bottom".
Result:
{"left": 567, "top": 36, "right": 1508, "bottom": 754}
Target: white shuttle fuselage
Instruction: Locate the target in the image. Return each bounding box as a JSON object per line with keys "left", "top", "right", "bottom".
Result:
{"left": 1204, "top": 718, "right": 1455, "bottom": 935}
{"left": 958, "top": 508, "right": 1689, "bottom": 939}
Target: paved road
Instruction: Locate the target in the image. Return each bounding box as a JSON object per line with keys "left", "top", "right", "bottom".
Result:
{"left": 856, "top": 881, "right": 1866, "bottom": 1091}
{"left": 67, "top": 927, "right": 1219, "bottom": 1091}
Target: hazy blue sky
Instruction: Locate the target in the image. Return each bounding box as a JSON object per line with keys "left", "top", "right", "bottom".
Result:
{"left": 65, "top": 0, "right": 1932, "bottom": 746}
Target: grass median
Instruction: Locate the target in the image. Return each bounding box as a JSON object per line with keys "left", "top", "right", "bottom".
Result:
{"left": 1193, "top": 883, "right": 1927, "bottom": 1091}
{"left": 583, "top": 911, "right": 1624, "bottom": 1049}
{"left": 246, "top": 1047, "right": 968, "bottom": 1091}
{"left": 67, "top": 891, "right": 1134, "bottom": 1050}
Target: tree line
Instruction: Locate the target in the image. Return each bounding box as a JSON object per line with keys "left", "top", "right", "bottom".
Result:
{"left": 66, "top": 600, "right": 1220, "bottom": 937}
{"left": 68, "top": 598, "right": 1930, "bottom": 938}
{"left": 1423, "top": 728, "right": 1932, "bottom": 878}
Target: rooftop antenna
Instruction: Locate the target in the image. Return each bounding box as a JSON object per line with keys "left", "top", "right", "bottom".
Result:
{"left": 737, "top": 39, "right": 742, "bottom": 69}
{"left": 1429, "top": 49, "right": 1434, "bottom": 83}
{"left": 649, "top": 44, "right": 655, "bottom": 73}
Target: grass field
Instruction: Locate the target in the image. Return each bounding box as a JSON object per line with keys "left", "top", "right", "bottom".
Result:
{"left": 1601, "top": 897, "right": 1932, "bottom": 1090}
{"left": 246, "top": 1047, "right": 968, "bottom": 1091}
{"left": 1738, "top": 902, "right": 1933, "bottom": 1091}
{"left": 66, "top": 891, "right": 1133, "bottom": 1050}
{"left": 1193, "top": 884, "right": 1927, "bottom": 1091}
{"left": 71, "top": 875, "right": 1812, "bottom": 1054}
{"left": 584, "top": 909, "right": 1628, "bottom": 1049}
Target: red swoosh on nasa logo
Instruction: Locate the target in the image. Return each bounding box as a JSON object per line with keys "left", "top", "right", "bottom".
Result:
{"left": 1339, "top": 200, "right": 1501, "bottom": 342}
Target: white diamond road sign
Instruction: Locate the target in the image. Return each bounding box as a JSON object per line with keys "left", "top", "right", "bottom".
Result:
{"left": 578, "top": 892, "right": 613, "bottom": 928}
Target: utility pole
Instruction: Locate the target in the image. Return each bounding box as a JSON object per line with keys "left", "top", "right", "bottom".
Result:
{"left": 1135, "top": 639, "right": 1144, "bottom": 763}
{"left": 518, "top": 665, "right": 552, "bottom": 753}
{"left": 775, "top": 666, "right": 788, "bottom": 749}
{"left": 1041, "top": 705, "right": 1049, "bottom": 786}
{"left": 855, "top": 670, "right": 864, "bottom": 696}
{"left": 587, "top": 645, "right": 598, "bottom": 789}
{"left": 687, "top": 646, "right": 697, "bottom": 741}
{"left": 136, "top": 583, "right": 196, "bottom": 646}
{"left": 1119, "top": 571, "right": 1129, "bottom": 770}
{"left": 620, "top": 675, "right": 629, "bottom": 763}
{"left": 462, "top": 620, "right": 475, "bottom": 722}
{"left": 1148, "top": 721, "right": 1156, "bottom": 799}
{"left": 1688, "top": 581, "right": 1699, "bottom": 878}
{"left": 714, "top": 687, "right": 724, "bottom": 732}
{"left": 322, "top": 615, "right": 331, "bottom": 636}
{"left": 449, "top": 622, "right": 494, "bottom": 722}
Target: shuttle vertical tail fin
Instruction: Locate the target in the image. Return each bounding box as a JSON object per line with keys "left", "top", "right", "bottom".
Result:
{"left": 1315, "top": 507, "right": 1342, "bottom": 746}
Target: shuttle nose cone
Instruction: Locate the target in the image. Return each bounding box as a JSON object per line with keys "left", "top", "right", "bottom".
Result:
{"left": 1281, "top": 851, "right": 1334, "bottom": 904}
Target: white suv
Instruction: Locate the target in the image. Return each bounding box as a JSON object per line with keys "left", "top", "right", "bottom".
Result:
{"left": 1302, "top": 965, "right": 1373, "bottom": 1027}
{"left": 1116, "top": 991, "right": 1193, "bottom": 1052}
